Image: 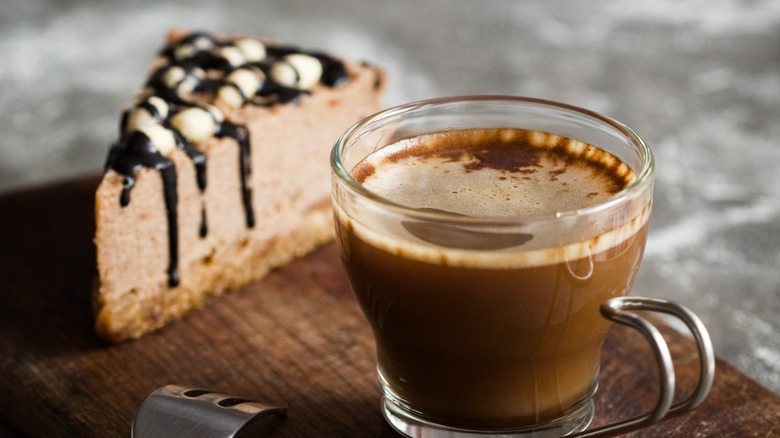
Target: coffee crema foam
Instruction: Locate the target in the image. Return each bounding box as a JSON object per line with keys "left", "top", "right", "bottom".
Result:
{"left": 340, "top": 128, "right": 650, "bottom": 269}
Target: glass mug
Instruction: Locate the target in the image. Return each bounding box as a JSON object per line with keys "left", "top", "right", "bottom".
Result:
{"left": 330, "top": 96, "right": 715, "bottom": 437}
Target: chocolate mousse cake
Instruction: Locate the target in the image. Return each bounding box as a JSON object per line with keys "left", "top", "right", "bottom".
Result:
{"left": 94, "top": 30, "right": 385, "bottom": 342}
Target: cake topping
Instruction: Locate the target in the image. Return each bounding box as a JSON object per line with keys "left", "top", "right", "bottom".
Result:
{"left": 216, "top": 85, "right": 244, "bottom": 109}
{"left": 166, "top": 67, "right": 204, "bottom": 100}
{"left": 270, "top": 54, "right": 323, "bottom": 90}
{"left": 204, "top": 104, "right": 225, "bottom": 122}
{"left": 217, "top": 46, "right": 247, "bottom": 67}
{"left": 104, "top": 30, "right": 354, "bottom": 287}
{"left": 162, "top": 66, "right": 187, "bottom": 89}
{"left": 170, "top": 107, "right": 217, "bottom": 143}
{"left": 173, "top": 33, "right": 216, "bottom": 61}
{"left": 227, "top": 68, "right": 264, "bottom": 96}
{"left": 145, "top": 96, "right": 169, "bottom": 120}
{"left": 138, "top": 123, "right": 177, "bottom": 156}
{"left": 124, "top": 99, "right": 168, "bottom": 136}
{"left": 217, "top": 67, "right": 265, "bottom": 108}
{"left": 234, "top": 38, "right": 266, "bottom": 62}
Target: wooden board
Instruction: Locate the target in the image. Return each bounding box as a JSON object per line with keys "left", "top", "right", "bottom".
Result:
{"left": 0, "top": 178, "right": 778, "bottom": 437}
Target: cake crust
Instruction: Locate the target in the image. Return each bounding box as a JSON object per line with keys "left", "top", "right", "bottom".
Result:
{"left": 93, "top": 30, "right": 385, "bottom": 342}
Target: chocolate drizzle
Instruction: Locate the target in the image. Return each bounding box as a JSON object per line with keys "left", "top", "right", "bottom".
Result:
{"left": 316, "top": 54, "right": 349, "bottom": 87}
{"left": 199, "top": 209, "right": 208, "bottom": 238}
{"left": 216, "top": 122, "right": 255, "bottom": 228}
{"left": 257, "top": 81, "right": 308, "bottom": 105}
{"left": 103, "top": 31, "right": 351, "bottom": 287}
{"left": 107, "top": 131, "right": 181, "bottom": 286}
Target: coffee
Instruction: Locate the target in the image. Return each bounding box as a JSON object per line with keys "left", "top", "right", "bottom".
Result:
{"left": 335, "top": 128, "right": 650, "bottom": 429}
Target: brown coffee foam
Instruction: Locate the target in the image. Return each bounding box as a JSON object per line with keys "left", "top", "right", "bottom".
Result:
{"left": 356, "top": 129, "right": 634, "bottom": 216}
{"left": 340, "top": 128, "right": 650, "bottom": 269}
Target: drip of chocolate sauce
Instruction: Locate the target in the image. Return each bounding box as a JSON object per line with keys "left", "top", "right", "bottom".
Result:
{"left": 106, "top": 131, "right": 181, "bottom": 287}
{"left": 178, "top": 134, "right": 209, "bottom": 241}
{"left": 199, "top": 208, "right": 208, "bottom": 238}
{"left": 105, "top": 31, "right": 351, "bottom": 287}
{"left": 216, "top": 122, "right": 255, "bottom": 228}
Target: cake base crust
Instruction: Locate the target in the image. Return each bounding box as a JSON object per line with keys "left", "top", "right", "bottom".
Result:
{"left": 94, "top": 204, "right": 333, "bottom": 342}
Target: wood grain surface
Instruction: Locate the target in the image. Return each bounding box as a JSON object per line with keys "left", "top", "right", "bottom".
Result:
{"left": 0, "top": 178, "right": 778, "bottom": 437}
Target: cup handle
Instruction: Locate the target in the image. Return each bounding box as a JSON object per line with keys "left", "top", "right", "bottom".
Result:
{"left": 569, "top": 296, "right": 716, "bottom": 438}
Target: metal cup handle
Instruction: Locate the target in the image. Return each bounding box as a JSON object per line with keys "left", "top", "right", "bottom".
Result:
{"left": 570, "top": 296, "right": 716, "bottom": 438}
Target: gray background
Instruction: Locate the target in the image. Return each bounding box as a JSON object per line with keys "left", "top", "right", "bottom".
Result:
{"left": 1, "top": 0, "right": 778, "bottom": 434}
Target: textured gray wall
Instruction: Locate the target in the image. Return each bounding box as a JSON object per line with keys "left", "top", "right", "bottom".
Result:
{"left": 1, "top": 0, "right": 779, "bottom": 412}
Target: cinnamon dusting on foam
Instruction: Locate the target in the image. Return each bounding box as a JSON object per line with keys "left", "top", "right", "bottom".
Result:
{"left": 340, "top": 128, "right": 650, "bottom": 269}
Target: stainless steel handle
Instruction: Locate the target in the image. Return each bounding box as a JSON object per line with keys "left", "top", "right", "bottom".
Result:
{"left": 131, "top": 384, "right": 286, "bottom": 438}
{"left": 570, "top": 296, "right": 715, "bottom": 437}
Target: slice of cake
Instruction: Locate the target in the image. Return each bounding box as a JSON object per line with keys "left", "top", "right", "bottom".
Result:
{"left": 94, "top": 29, "right": 385, "bottom": 342}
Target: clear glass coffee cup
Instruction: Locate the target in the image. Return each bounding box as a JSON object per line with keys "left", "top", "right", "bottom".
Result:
{"left": 330, "top": 96, "right": 715, "bottom": 437}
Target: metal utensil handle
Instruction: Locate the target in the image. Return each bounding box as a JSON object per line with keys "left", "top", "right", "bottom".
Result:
{"left": 131, "top": 384, "right": 287, "bottom": 438}
{"left": 570, "top": 296, "right": 715, "bottom": 438}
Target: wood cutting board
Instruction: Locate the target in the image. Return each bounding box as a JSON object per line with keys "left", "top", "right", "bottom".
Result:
{"left": 0, "top": 177, "right": 778, "bottom": 437}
